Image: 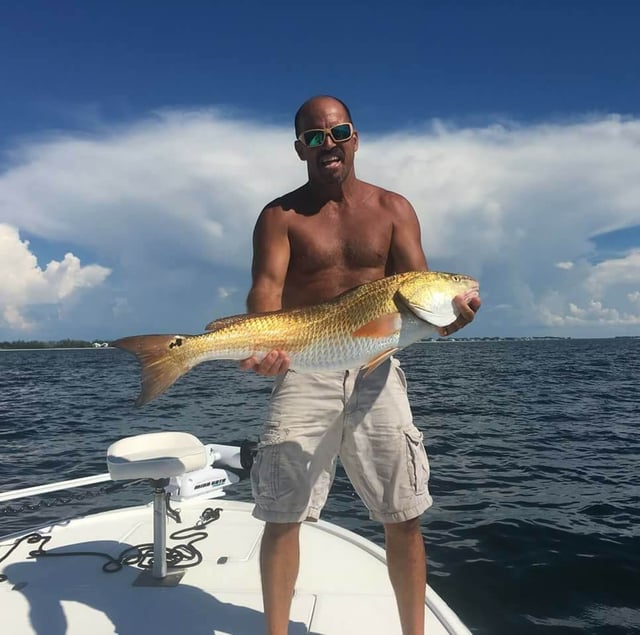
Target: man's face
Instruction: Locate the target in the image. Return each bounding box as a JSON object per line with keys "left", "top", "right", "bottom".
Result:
{"left": 294, "top": 98, "right": 359, "bottom": 185}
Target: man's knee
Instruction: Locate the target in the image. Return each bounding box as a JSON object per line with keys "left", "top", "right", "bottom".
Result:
{"left": 263, "top": 521, "right": 301, "bottom": 541}
{"left": 384, "top": 516, "right": 422, "bottom": 538}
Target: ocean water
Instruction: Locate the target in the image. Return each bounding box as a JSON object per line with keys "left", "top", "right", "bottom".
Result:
{"left": 1, "top": 338, "right": 639, "bottom": 634}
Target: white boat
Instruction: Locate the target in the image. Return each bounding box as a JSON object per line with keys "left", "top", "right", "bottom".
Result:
{"left": 0, "top": 431, "right": 471, "bottom": 634}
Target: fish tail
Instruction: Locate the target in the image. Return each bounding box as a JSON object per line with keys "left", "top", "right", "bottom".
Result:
{"left": 112, "top": 334, "right": 193, "bottom": 406}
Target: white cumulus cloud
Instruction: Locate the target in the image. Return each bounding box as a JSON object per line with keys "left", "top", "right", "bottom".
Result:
{"left": 0, "top": 223, "right": 111, "bottom": 331}
{"left": 1, "top": 109, "right": 639, "bottom": 339}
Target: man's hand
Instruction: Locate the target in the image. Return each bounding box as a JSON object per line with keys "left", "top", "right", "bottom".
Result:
{"left": 438, "top": 293, "right": 481, "bottom": 337}
{"left": 239, "top": 350, "right": 290, "bottom": 376}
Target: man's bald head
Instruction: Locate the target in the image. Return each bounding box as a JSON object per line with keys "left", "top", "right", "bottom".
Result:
{"left": 294, "top": 96, "right": 353, "bottom": 137}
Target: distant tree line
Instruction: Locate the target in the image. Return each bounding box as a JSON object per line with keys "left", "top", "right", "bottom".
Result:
{"left": 0, "top": 339, "right": 102, "bottom": 349}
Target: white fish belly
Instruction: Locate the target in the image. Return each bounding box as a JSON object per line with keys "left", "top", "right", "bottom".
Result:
{"left": 287, "top": 333, "right": 400, "bottom": 371}
{"left": 286, "top": 313, "right": 436, "bottom": 372}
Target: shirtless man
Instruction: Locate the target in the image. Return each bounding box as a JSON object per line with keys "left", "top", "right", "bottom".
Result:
{"left": 241, "top": 95, "right": 480, "bottom": 635}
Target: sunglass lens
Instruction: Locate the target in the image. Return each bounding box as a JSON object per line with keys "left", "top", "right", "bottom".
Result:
{"left": 331, "top": 124, "right": 352, "bottom": 141}
{"left": 303, "top": 130, "right": 325, "bottom": 147}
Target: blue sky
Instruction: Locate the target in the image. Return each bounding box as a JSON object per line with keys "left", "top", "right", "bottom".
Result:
{"left": 1, "top": 0, "right": 639, "bottom": 340}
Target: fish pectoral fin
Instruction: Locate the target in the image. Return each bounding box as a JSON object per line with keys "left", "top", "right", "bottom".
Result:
{"left": 362, "top": 348, "right": 399, "bottom": 377}
{"left": 352, "top": 312, "right": 401, "bottom": 338}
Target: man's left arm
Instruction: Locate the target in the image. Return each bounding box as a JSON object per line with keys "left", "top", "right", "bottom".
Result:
{"left": 389, "top": 195, "right": 481, "bottom": 336}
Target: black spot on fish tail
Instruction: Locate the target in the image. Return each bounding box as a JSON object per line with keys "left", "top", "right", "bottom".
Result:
{"left": 169, "top": 336, "right": 184, "bottom": 349}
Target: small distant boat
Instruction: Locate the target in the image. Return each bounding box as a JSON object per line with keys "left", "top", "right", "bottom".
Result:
{"left": 0, "top": 431, "right": 471, "bottom": 634}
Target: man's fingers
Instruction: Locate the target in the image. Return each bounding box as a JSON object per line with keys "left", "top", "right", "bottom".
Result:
{"left": 439, "top": 294, "right": 482, "bottom": 336}
{"left": 257, "top": 350, "right": 280, "bottom": 374}
{"left": 467, "top": 295, "right": 482, "bottom": 313}
{"left": 258, "top": 351, "right": 290, "bottom": 376}
{"left": 239, "top": 356, "right": 259, "bottom": 371}
{"left": 456, "top": 294, "right": 481, "bottom": 321}
{"left": 239, "top": 350, "right": 290, "bottom": 376}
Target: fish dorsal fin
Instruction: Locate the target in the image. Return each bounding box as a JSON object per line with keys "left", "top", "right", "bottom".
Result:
{"left": 362, "top": 347, "right": 399, "bottom": 377}
{"left": 352, "top": 312, "right": 401, "bottom": 338}
{"left": 204, "top": 310, "right": 282, "bottom": 331}
{"left": 394, "top": 289, "right": 455, "bottom": 327}
{"left": 204, "top": 312, "right": 265, "bottom": 332}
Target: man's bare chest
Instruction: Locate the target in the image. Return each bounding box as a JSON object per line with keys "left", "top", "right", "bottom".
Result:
{"left": 287, "top": 214, "right": 392, "bottom": 272}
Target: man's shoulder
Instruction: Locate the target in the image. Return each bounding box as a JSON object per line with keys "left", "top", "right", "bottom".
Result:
{"left": 360, "top": 181, "right": 415, "bottom": 215}
{"left": 262, "top": 185, "right": 308, "bottom": 215}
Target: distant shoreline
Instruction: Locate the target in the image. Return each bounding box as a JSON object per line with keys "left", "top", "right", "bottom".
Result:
{"left": 0, "top": 346, "right": 113, "bottom": 351}
{"left": 0, "top": 339, "right": 111, "bottom": 350}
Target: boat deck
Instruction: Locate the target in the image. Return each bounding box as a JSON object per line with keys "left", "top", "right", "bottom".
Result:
{"left": 0, "top": 498, "right": 468, "bottom": 634}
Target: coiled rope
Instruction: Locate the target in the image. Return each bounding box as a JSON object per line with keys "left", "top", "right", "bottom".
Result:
{"left": 0, "top": 506, "right": 222, "bottom": 583}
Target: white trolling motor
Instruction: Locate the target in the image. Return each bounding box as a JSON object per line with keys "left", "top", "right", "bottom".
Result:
{"left": 166, "top": 440, "right": 257, "bottom": 501}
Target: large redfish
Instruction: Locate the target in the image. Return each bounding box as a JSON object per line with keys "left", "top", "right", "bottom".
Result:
{"left": 113, "top": 271, "right": 479, "bottom": 406}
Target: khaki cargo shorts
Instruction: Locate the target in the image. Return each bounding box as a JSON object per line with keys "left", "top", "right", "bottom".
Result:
{"left": 251, "top": 358, "right": 432, "bottom": 524}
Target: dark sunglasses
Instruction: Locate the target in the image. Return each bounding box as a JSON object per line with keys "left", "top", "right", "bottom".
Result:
{"left": 297, "top": 123, "right": 354, "bottom": 147}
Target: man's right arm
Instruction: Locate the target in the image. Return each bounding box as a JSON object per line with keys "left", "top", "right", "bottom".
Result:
{"left": 246, "top": 206, "right": 290, "bottom": 312}
{"left": 240, "top": 205, "right": 292, "bottom": 375}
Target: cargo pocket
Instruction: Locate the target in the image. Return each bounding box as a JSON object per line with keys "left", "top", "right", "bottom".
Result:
{"left": 251, "top": 445, "right": 280, "bottom": 503}
{"left": 405, "top": 428, "right": 430, "bottom": 495}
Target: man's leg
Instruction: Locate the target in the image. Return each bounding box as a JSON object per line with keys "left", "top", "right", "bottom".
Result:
{"left": 384, "top": 517, "right": 426, "bottom": 635}
{"left": 260, "top": 521, "right": 301, "bottom": 635}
